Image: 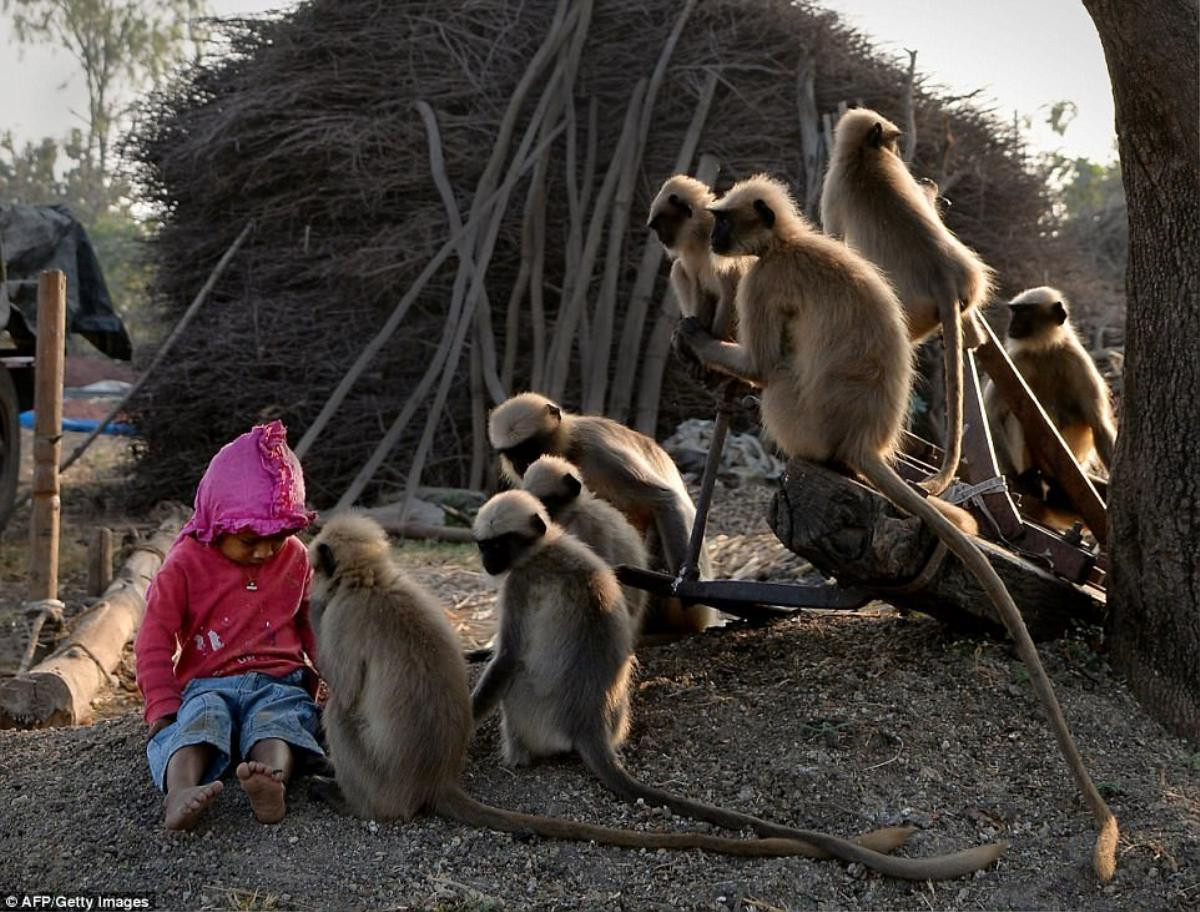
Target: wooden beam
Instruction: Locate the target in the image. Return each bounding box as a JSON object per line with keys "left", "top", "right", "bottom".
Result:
{"left": 972, "top": 314, "right": 1108, "bottom": 545}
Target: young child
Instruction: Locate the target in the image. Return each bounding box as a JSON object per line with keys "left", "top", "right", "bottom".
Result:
{"left": 135, "top": 420, "right": 321, "bottom": 830}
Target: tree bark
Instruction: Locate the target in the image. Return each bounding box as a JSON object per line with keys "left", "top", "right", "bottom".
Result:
{"left": 1082, "top": 0, "right": 1200, "bottom": 739}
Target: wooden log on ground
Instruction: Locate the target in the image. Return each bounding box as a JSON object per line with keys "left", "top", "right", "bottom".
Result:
{"left": 768, "top": 459, "right": 1103, "bottom": 639}
{"left": 0, "top": 507, "right": 186, "bottom": 729}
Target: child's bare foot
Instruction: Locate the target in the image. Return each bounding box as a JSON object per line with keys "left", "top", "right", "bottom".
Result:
{"left": 237, "top": 760, "right": 286, "bottom": 824}
{"left": 164, "top": 781, "right": 223, "bottom": 830}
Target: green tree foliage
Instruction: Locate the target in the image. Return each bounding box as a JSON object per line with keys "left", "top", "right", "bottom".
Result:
{"left": 2, "top": 0, "right": 207, "bottom": 182}
{"left": 1053, "top": 156, "right": 1127, "bottom": 284}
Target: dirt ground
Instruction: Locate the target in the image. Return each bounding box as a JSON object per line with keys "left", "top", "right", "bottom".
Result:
{"left": 1, "top": 439, "right": 1198, "bottom": 911}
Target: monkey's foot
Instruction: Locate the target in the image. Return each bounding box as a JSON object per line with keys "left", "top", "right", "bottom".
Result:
{"left": 237, "top": 761, "right": 287, "bottom": 824}
{"left": 163, "top": 780, "right": 223, "bottom": 831}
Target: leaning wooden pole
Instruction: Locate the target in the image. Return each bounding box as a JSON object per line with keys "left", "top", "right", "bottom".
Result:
{"left": 29, "top": 270, "right": 66, "bottom": 603}
{"left": 0, "top": 507, "right": 186, "bottom": 729}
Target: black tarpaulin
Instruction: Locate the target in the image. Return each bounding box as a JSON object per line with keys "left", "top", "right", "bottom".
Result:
{"left": 0, "top": 202, "right": 133, "bottom": 360}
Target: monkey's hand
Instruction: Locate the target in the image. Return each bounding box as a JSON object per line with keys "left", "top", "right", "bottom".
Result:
{"left": 673, "top": 317, "right": 728, "bottom": 391}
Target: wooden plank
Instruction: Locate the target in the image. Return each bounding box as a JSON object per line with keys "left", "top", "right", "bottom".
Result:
{"left": 972, "top": 315, "right": 1108, "bottom": 545}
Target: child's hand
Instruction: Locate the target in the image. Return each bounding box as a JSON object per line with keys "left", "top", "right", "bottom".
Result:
{"left": 148, "top": 715, "right": 176, "bottom": 739}
{"left": 315, "top": 679, "right": 329, "bottom": 708}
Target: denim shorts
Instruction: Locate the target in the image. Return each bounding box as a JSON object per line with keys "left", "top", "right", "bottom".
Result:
{"left": 146, "top": 669, "right": 324, "bottom": 791}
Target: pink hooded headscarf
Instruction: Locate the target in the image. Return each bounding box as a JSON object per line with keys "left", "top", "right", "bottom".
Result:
{"left": 180, "top": 420, "right": 315, "bottom": 544}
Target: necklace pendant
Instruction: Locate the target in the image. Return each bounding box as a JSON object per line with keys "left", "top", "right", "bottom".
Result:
{"left": 245, "top": 580, "right": 258, "bottom": 592}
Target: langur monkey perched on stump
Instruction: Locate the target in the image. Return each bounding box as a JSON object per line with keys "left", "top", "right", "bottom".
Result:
{"left": 308, "top": 513, "right": 893, "bottom": 858}
{"left": 522, "top": 454, "right": 649, "bottom": 626}
{"left": 679, "top": 174, "right": 1119, "bottom": 883}
{"left": 821, "top": 108, "right": 995, "bottom": 496}
{"left": 470, "top": 491, "right": 1006, "bottom": 880}
{"left": 488, "top": 393, "right": 718, "bottom": 634}
{"left": 647, "top": 174, "right": 750, "bottom": 335}
{"left": 987, "top": 286, "right": 1117, "bottom": 481}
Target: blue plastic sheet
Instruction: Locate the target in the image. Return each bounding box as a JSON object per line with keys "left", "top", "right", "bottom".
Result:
{"left": 19, "top": 411, "right": 137, "bottom": 436}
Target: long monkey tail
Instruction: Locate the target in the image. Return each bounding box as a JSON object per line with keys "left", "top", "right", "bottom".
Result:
{"left": 575, "top": 736, "right": 1006, "bottom": 880}
{"left": 921, "top": 302, "right": 965, "bottom": 496}
{"left": 858, "top": 453, "right": 1119, "bottom": 883}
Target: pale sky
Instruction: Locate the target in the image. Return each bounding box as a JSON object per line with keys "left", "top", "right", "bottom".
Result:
{"left": 0, "top": 0, "right": 1117, "bottom": 165}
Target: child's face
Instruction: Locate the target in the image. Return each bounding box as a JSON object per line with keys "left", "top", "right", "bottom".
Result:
{"left": 217, "top": 530, "right": 292, "bottom": 566}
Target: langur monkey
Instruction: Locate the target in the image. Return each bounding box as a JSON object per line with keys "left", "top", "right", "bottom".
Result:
{"left": 308, "top": 513, "right": 880, "bottom": 858}
{"left": 821, "top": 108, "right": 994, "bottom": 496}
{"left": 679, "top": 174, "right": 1119, "bottom": 883}
{"left": 522, "top": 454, "right": 648, "bottom": 626}
{"left": 988, "top": 286, "right": 1117, "bottom": 478}
{"left": 488, "top": 393, "right": 718, "bottom": 633}
{"left": 647, "top": 174, "right": 749, "bottom": 336}
{"left": 470, "top": 491, "right": 1006, "bottom": 880}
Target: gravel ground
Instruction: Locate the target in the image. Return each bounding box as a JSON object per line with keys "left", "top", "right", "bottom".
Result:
{"left": 2, "top": 481, "right": 1198, "bottom": 911}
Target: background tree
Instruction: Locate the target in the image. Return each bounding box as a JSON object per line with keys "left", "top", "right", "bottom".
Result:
{"left": 1082, "top": 0, "right": 1200, "bottom": 740}
{"left": 2, "top": 0, "right": 206, "bottom": 197}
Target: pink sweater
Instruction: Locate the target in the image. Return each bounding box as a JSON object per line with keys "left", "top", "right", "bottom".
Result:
{"left": 134, "top": 535, "right": 317, "bottom": 724}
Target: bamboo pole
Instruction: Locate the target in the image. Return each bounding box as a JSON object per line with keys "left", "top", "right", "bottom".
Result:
{"left": 582, "top": 86, "right": 647, "bottom": 412}
{"left": 544, "top": 78, "right": 647, "bottom": 400}
{"left": 608, "top": 70, "right": 719, "bottom": 420}
{"left": 796, "top": 52, "right": 823, "bottom": 215}
{"left": 633, "top": 153, "right": 721, "bottom": 435}
{"left": 29, "top": 270, "right": 66, "bottom": 603}
{"left": 902, "top": 49, "right": 919, "bottom": 164}
{"left": 332, "top": 122, "right": 567, "bottom": 510}
{"left": 292, "top": 150, "right": 562, "bottom": 462}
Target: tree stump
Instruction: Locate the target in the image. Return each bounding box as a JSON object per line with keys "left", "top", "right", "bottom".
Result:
{"left": 769, "top": 459, "right": 1102, "bottom": 639}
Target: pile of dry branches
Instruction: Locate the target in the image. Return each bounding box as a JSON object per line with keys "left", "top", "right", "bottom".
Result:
{"left": 125, "top": 0, "right": 1071, "bottom": 508}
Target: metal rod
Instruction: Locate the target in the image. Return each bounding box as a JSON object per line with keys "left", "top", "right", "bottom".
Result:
{"left": 679, "top": 403, "right": 730, "bottom": 582}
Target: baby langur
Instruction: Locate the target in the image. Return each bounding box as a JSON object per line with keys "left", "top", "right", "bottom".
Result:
{"left": 471, "top": 491, "right": 1005, "bottom": 880}
{"left": 489, "top": 393, "right": 718, "bottom": 634}
{"left": 679, "top": 174, "right": 1119, "bottom": 883}
{"left": 988, "top": 286, "right": 1117, "bottom": 478}
{"left": 822, "top": 108, "right": 995, "bottom": 496}
{"left": 647, "top": 174, "right": 749, "bottom": 336}
{"left": 309, "top": 513, "right": 861, "bottom": 857}
{"left": 522, "top": 455, "right": 648, "bottom": 627}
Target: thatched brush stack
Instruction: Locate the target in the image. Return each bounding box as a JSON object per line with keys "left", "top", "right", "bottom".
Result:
{"left": 127, "top": 0, "right": 1059, "bottom": 507}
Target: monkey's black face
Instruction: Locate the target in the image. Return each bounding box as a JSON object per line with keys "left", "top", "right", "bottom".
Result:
{"left": 648, "top": 194, "right": 692, "bottom": 249}
{"left": 475, "top": 532, "right": 530, "bottom": 575}
{"left": 710, "top": 210, "right": 734, "bottom": 255}
{"left": 499, "top": 431, "right": 558, "bottom": 476}
{"left": 535, "top": 474, "right": 581, "bottom": 518}
{"left": 1008, "top": 302, "right": 1067, "bottom": 339}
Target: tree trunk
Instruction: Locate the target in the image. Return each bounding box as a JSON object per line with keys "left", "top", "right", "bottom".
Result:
{"left": 1082, "top": 0, "right": 1200, "bottom": 740}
